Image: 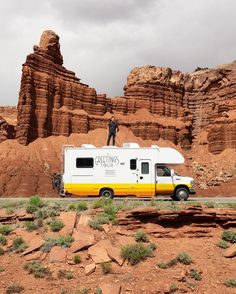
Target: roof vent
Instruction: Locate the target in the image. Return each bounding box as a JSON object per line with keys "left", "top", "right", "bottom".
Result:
{"left": 123, "top": 143, "right": 140, "bottom": 148}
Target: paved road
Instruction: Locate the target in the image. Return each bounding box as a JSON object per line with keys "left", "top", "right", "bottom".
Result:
{"left": 0, "top": 197, "right": 236, "bottom": 203}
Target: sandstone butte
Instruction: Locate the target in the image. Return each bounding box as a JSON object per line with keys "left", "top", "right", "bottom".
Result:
{"left": 0, "top": 30, "right": 236, "bottom": 196}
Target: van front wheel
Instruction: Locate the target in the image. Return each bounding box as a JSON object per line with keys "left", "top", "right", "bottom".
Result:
{"left": 99, "top": 188, "right": 114, "bottom": 199}
{"left": 174, "top": 187, "right": 189, "bottom": 201}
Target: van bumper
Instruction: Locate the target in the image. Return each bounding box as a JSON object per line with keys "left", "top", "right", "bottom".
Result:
{"left": 189, "top": 188, "right": 196, "bottom": 195}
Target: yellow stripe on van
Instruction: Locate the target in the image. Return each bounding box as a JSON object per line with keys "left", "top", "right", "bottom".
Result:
{"left": 64, "top": 183, "right": 192, "bottom": 197}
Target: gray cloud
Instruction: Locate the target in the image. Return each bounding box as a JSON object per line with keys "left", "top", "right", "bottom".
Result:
{"left": 1, "top": 0, "right": 236, "bottom": 106}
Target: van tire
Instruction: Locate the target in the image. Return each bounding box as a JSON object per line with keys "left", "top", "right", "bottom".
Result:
{"left": 99, "top": 188, "right": 114, "bottom": 199}
{"left": 174, "top": 187, "right": 189, "bottom": 201}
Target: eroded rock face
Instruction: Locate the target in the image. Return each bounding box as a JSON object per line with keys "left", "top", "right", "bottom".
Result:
{"left": 0, "top": 116, "right": 15, "bottom": 143}
{"left": 15, "top": 31, "right": 192, "bottom": 149}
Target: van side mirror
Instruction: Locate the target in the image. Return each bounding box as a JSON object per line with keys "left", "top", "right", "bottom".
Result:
{"left": 170, "top": 169, "right": 175, "bottom": 176}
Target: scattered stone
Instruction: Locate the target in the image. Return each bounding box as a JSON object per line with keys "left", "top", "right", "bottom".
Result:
{"left": 85, "top": 263, "right": 96, "bottom": 275}
{"left": 22, "top": 236, "right": 44, "bottom": 255}
{"left": 78, "top": 215, "right": 92, "bottom": 226}
{"left": 100, "top": 283, "right": 121, "bottom": 294}
{"left": 88, "top": 243, "right": 111, "bottom": 264}
{"left": 25, "top": 251, "right": 42, "bottom": 261}
{"left": 49, "top": 246, "right": 67, "bottom": 263}
{"left": 59, "top": 211, "right": 77, "bottom": 236}
{"left": 224, "top": 244, "right": 236, "bottom": 258}
{"left": 106, "top": 246, "right": 124, "bottom": 266}
{"left": 102, "top": 224, "right": 110, "bottom": 234}
{"left": 70, "top": 229, "right": 95, "bottom": 253}
{"left": 117, "top": 235, "right": 136, "bottom": 246}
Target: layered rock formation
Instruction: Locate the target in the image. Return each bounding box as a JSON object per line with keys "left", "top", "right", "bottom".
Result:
{"left": 15, "top": 30, "right": 192, "bottom": 149}
{"left": 0, "top": 116, "right": 15, "bottom": 143}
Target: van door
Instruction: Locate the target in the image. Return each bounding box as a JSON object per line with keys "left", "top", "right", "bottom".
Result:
{"left": 155, "top": 165, "right": 175, "bottom": 195}
{"left": 137, "top": 160, "right": 155, "bottom": 197}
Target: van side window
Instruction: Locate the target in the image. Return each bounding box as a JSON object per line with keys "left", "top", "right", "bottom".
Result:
{"left": 141, "top": 162, "right": 149, "bottom": 174}
{"left": 130, "top": 159, "right": 137, "bottom": 170}
{"left": 76, "top": 158, "right": 94, "bottom": 168}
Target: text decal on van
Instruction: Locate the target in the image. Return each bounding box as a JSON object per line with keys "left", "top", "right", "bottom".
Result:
{"left": 95, "top": 154, "right": 120, "bottom": 168}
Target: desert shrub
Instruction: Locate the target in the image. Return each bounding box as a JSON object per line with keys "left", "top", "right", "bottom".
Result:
{"left": 147, "top": 242, "right": 157, "bottom": 251}
{"left": 135, "top": 231, "right": 149, "bottom": 243}
{"left": 24, "top": 261, "right": 49, "bottom": 278}
{"left": 0, "top": 224, "right": 12, "bottom": 235}
{"left": 25, "top": 221, "right": 38, "bottom": 232}
{"left": 5, "top": 208, "right": 14, "bottom": 215}
{"left": 177, "top": 252, "right": 192, "bottom": 265}
{"left": 205, "top": 202, "right": 215, "bottom": 208}
{"left": 26, "top": 195, "right": 44, "bottom": 213}
{"left": 68, "top": 203, "right": 76, "bottom": 211}
{"left": 222, "top": 230, "right": 236, "bottom": 243}
{"left": 41, "top": 236, "right": 74, "bottom": 252}
{"left": 157, "top": 262, "right": 168, "bottom": 269}
{"left": 218, "top": 240, "right": 230, "bottom": 249}
{"left": 169, "top": 283, "right": 178, "bottom": 292}
{"left": 92, "top": 198, "right": 112, "bottom": 209}
{"left": 58, "top": 269, "right": 74, "bottom": 280}
{"left": 95, "top": 289, "right": 103, "bottom": 294}
{"left": 0, "top": 247, "right": 4, "bottom": 255}
{"left": 35, "top": 209, "right": 48, "bottom": 220}
{"left": 189, "top": 269, "right": 202, "bottom": 281}
{"left": 157, "top": 258, "right": 178, "bottom": 269}
{"left": 121, "top": 243, "right": 154, "bottom": 265}
{"left": 6, "top": 283, "right": 24, "bottom": 294}
{"left": 76, "top": 201, "right": 88, "bottom": 211}
{"left": 88, "top": 214, "right": 110, "bottom": 231}
{"left": 74, "top": 255, "right": 81, "bottom": 264}
{"left": 50, "top": 219, "right": 64, "bottom": 232}
{"left": 224, "top": 279, "right": 236, "bottom": 288}
{"left": 101, "top": 262, "right": 112, "bottom": 274}
{"left": 48, "top": 207, "right": 60, "bottom": 217}
{"left": 0, "top": 234, "right": 7, "bottom": 245}
{"left": 0, "top": 266, "right": 5, "bottom": 272}
{"left": 12, "top": 237, "right": 27, "bottom": 253}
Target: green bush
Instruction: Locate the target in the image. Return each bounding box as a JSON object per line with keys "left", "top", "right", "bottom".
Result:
{"left": 135, "top": 231, "right": 149, "bottom": 243}
{"left": 35, "top": 209, "right": 48, "bottom": 220}
{"left": 68, "top": 203, "right": 76, "bottom": 211}
{"left": 26, "top": 195, "right": 44, "bottom": 213}
{"left": 92, "top": 198, "right": 112, "bottom": 209}
{"left": 121, "top": 243, "right": 154, "bottom": 265}
{"left": 25, "top": 221, "right": 38, "bottom": 232}
{"left": 41, "top": 236, "right": 74, "bottom": 252}
{"left": 0, "top": 224, "right": 12, "bottom": 235}
{"left": 48, "top": 207, "right": 60, "bottom": 217}
{"left": 222, "top": 230, "right": 236, "bottom": 243}
{"left": 224, "top": 279, "right": 236, "bottom": 288}
{"left": 218, "top": 240, "right": 230, "bottom": 249}
{"left": 24, "top": 261, "right": 49, "bottom": 278}
{"left": 49, "top": 219, "right": 64, "bottom": 232}
{"left": 177, "top": 252, "right": 192, "bottom": 265}
{"left": 74, "top": 255, "right": 81, "bottom": 264}
{"left": 0, "top": 234, "right": 7, "bottom": 245}
{"left": 6, "top": 283, "right": 24, "bottom": 294}
{"left": 169, "top": 283, "right": 178, "bottom": 293}
{"left": 95, "top": 289, "right": 103, "bottom": 294}
{"left": 157, "top": 258, "right": 178, "bottom": 269}
{"left": 58, "top": 269, "right": 74, "bottom": 280}
{"left": 101, "top": 262, "right": 112, "bottom": 274}
{"left": 76, "top": 201, "right": 88, "bottom": 211}
{"left": 147, "top": 242, "right": 157, "bottom": 251}
{"left": 12, "top": 237, "right": 27, "bottom": 253}
{"left": 190, "top": 269, "right": 202, "bottom": 281}
{"left": 88, "top": 214, "right": 111, "bottom": 231}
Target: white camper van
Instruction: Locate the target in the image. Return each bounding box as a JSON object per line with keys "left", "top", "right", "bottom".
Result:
{"left": 52, "top": 143, "right": 196, "bottom": 201}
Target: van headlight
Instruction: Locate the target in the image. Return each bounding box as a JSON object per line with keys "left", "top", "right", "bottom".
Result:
{"left": 190, "top": 180, "right": 195, "bottom": 187}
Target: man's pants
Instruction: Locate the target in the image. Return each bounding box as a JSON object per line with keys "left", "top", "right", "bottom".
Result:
{"left": 107, "top": 132, "right": 116, "bottom": 146}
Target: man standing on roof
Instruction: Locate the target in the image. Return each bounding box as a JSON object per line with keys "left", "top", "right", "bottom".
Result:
{"left": 107, "top": 116, "right": 119, "bottom": 146}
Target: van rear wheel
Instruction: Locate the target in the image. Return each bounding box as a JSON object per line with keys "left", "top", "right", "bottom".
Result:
{"left": 174, "top": 187, "right": 189, "bottom": 201}
{"left": 99, "top": 188, "right": 114, "bottom": 199}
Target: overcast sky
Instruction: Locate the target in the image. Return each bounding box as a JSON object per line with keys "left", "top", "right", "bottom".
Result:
{"left": 1, "top": 0, "right": 236, "bottom": 106}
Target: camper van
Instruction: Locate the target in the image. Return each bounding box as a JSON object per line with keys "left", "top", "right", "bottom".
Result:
{"left": 52, "top": 143, "right": 196, "bottom": 201}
